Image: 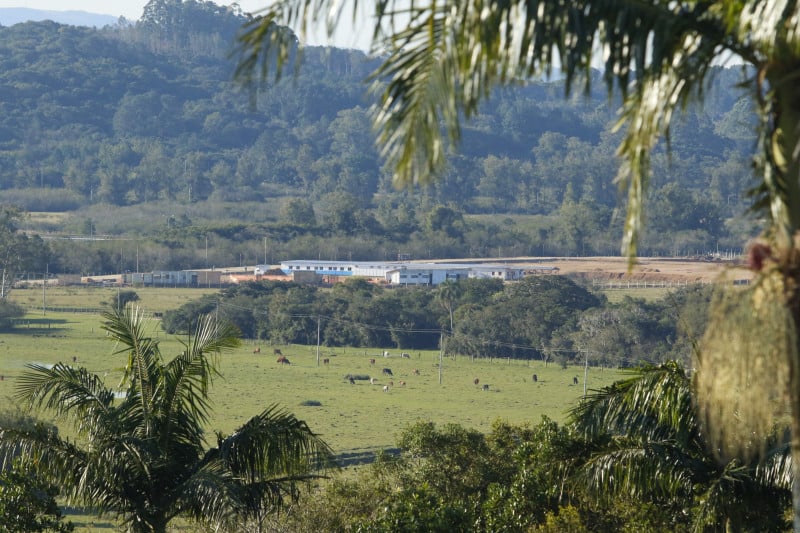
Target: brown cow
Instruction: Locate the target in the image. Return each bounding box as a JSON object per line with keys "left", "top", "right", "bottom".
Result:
{"left": 253, "top": 347, "right": 261, "bottom": 354}
{"left": 369, "top": 358, "right": 376, "bottom": 365}
{"left": 277, "top": 355, "right": 290, "bottom": 364}
{"left": 399, "top": 380, "right": 406, "bottom": 387}
{"left": 473, "top": 378, "right": 480, "bottom": 385}
{"left": 274, "top": 348, "right": 283, "bottom": 356}
{"left": 412, "top": 368, "right": 420, "bottom": 375}
{"left": 323, "top": 358, "right": 330, "bottom": 365}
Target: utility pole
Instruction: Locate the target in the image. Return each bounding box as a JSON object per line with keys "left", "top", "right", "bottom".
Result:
{"left": 439, "top": 331, "right": 444, "bottom": 385}
{"left": 583, "top": 349, "right": 589, "bottom": 398}
{"left": 316, "top": 316, "right": 321, "bottom": 366}
{"left": 42, "top": 264, "right": 47, "bottom": 315}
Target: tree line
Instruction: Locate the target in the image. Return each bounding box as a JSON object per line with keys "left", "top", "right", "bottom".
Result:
{"left": 162, "top": 276, "right": 710, "bottom": 368}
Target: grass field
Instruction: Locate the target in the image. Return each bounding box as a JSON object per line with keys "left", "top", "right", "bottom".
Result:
{"left": 2, "top": 286, "right": 631, "bottom": 531}
{"left": 0, "top": 308, "right": 626, "bottom": 452}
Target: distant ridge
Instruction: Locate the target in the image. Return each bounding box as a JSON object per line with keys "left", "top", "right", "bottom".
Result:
{"left": 0, "top": 7, "right": 122, "bottom": 28}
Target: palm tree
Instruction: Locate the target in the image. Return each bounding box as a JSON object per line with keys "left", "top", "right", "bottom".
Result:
{"left": 235, "top": 0, "right": 800, "bottom": 527}
{"left": 0, "top": 307, "right": 333, "bottom": 533}
{"left": 571, "top": 362, "right": 792, "bottom": 532}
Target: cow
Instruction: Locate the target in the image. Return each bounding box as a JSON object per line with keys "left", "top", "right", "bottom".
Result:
{"left": 482, "top": 384, "right": 490, "bottom": 391}
{"left": 274, "top": 348, "right": 283, "bottom": 356}
{"left": 532, "top": 374, "right": 538, "bottom": 382}
{"left": 369, "top": 358, "right": 376, "bottom": 365}
{"left": 401, "top": 352, "right": 411, "bottom": 359}
{"left": 383, "top": 385, "right": 390, "bottom": 392}
{"left": 473, "top": 378, "right": 480, "bottom": 385}
{"left": 323, "top": 358, "right": 330, "bottom": 365}
{"left": 399, "top": 380, "right": 406, "bottom": 387}
{"left": 277, "top": 355, "right": 290, "bottom": 364}
{"left": 383, "top": 350, "right": 390, "bottom": 357}
{"left": 388, "top": 380, "right": 394, "bottom": 387}
{"left": 253, "top": 347, "right": 261, "bottom": 354}
{"left": 370, "top": 378, "right": 377, "bottom": 385}
{"left": 349, "top": 376, "right": 356, "bottom": 385}
{"left": 573, "top": 376, "right": 579, "bottom": 385}
{"left": 382, "top": 368, "right": 393, "bottom": 377}
{"left": 412, "top": 368, "right": 420, "bottom": 375}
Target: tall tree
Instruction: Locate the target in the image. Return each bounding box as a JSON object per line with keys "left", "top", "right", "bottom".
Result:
{"left": 0, "top": 206, "right": 49, "bottom": 299}
{"left": 236, "top": 1, "right": 800, "bottom": 528}
{"left": 0, "top": 307, "right": 333, "bottom": 533}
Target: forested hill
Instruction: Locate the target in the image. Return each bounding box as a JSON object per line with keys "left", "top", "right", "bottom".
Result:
{"left": 0, "top": 0, "right": 759, "bottom": 263}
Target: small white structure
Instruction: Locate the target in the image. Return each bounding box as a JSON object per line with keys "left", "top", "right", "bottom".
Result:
{"left": 278, "top": 260, "right": 530, "bottom": 286}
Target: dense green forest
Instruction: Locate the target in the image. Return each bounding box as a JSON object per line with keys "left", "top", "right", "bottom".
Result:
{"left": 0, "top": 0, "right": 760, "bottom": 276}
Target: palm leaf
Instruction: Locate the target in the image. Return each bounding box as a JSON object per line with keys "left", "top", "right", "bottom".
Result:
{"left": 0, "top": 424, "right": 88, "bottom": 501}
{"left": 14, "top": 362, "right": 115, "bottom": 436}
{"left": 212, "top": 404, "right": 335, "bottom": 483}
{"left": 101, "top": 306, "right": 161, "bottom": 426}
{"left": 571, "top": 362, "right": 696, "bottom": 448}
{"left": 159, "top": 315, "right": 240, "bottom": 448}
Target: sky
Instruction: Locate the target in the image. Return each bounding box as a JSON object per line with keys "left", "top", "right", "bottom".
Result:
{"left": 0, "top": 1, "right": 373, "bottom": 49}
{"left": 0, "top": 1, "right": 264, "bottom": 20}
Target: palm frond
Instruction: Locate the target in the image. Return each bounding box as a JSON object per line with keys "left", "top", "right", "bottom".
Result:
{"left": 159, "top": 316, "right": 240, "bottom": 447}
{"left": 14, "top": 362, "right": 114, "bottom": 434}
{"left": 571, "top": 362, "right": 696, "bottom": 448}
{"left": 0, "top": 424, "right": 87, "bottom": 500}
{"left": 213, "top": 404, "right": 335, "bottom": 483}
{"left": 579, "top": 438, "right": 698, "bottom": 502}
{"left": 101, "top": 306, "right": 161, "bottom": 420}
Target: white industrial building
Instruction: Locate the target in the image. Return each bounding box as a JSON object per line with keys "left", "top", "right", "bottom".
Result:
{"left": 258, "top": 260, "right": 529, "bottom": 286}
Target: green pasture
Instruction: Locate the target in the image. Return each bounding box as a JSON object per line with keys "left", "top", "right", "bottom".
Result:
{"left": 1, "top": 288, "right": 630, "bottom": 531}
{"left": 0, "top": 309, "right": 625, "bottom": 452}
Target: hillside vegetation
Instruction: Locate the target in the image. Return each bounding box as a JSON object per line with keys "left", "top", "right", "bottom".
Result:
{"left": 0, "top": 0, "right": 758, "bottom": 277}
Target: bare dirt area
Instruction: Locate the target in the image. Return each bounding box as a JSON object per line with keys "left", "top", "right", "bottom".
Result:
{"left": 514, "top": 257, "right": 752, "bottom": 284}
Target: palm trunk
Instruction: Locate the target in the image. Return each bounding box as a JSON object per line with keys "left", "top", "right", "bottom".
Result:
{"left": 772, "top": 72, "right": 800, "bottom": 533}
{"left": 788, "top": 287, "right": 800, "bottom": 533}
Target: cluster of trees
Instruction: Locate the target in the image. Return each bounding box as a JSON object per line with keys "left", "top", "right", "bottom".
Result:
{"left": 162, "top": 276, "right": 710, "bottom": 368}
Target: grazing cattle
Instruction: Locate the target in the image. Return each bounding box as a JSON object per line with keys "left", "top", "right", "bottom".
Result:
{"left": 382, "top": 368, "right": 393, "bottom": 377}
{"left": 412, "top": 368, "right": 420, "bottom": 375}
{"left": 401, "top": 352, "right": 411, "bottom": 359}
{"left": 473, "top": 378, "right": 480, "bottom": 385}
{"left": 323, "top": 358, "right": 330, "bottom": 365}
{"left": 383, "top": 350, "right": 390, "bottom": 357}
{"left": 72, "top": 356, "right": 77, "bottom": 363}
{"left": 277, "top": 355, "right": 290, "bottom": 364}
{"left": 383, "top": 385, "right": 390, "bottom": 392}
{"left": 399, "top": 380, "right": 406, "bottom": 387}
{"left": 369, "top": 358, "right": 376, "bottom": 365}
{"left": 532, "top": 374, "right": 538, "bottom": 382}
{"left": 573, "top": 376, "right": 579, "bottom": 385}
{"left": 388, "top": 380, "right": 394, "bottom": 387}
{"left": 349, "top": 376, "right": 355, "bottom": 385}
{"left": 370, "top": 378, "right": 377, "bottom": 385}
{"left": 274, "top": 348, "right": 283, "bottom": 356}
{"left": 482, "top": 384, "right": 490, "bottom": 391}
{"left": 253, "top": 347, "right": 261, "bottom": 354}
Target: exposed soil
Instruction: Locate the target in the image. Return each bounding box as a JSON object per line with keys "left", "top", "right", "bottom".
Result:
{"left": 517, "top": 256, "right": 752, "bottom": 283}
